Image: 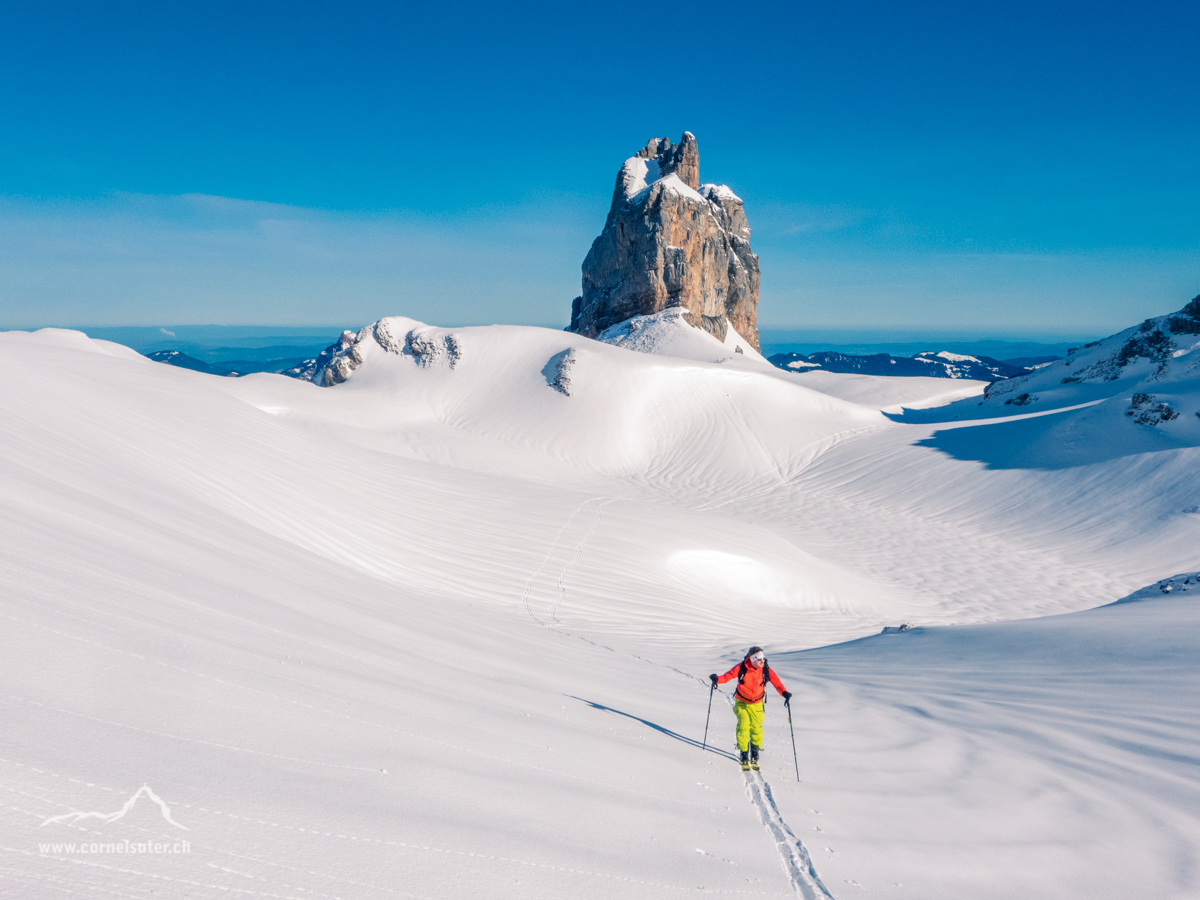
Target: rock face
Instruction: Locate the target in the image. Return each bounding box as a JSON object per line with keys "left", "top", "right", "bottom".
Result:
{"left": 569, "top": 133, "right": 761, "bottom": 351}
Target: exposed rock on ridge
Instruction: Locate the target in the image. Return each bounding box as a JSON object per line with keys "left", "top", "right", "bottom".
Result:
{"left": 633, "top": 134, "right": 699, "bottom": 192}
{"left": 976, "top": 293, "right": 1200, "bottom": 427}
{"left": 986, "top": 294, "right": 1200, "bottom": 402}
{"left": 546, "top": 347, "right": 577, "bottom": 396}
{"left": 286, "top": 319, "right": 462, "bottom": 386}
{"left": 570, "top": 132, "right": 761, "bottom": 351}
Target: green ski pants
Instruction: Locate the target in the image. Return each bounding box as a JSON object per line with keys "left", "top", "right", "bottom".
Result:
{"left": 733, "top": 699, "right": 764, "bottom": 752}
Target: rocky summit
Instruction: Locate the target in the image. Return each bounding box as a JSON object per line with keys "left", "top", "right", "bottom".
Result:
{"left": 569, "top": 132, "right": 761, "bottom": 350}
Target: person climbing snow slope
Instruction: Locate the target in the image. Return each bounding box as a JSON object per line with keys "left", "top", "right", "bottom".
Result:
{"left": 711, "top": 647, "right": 791, "bottom": 770}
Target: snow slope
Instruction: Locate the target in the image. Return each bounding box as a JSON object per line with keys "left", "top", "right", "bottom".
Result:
{"left": 773, "top": 370, "right": 989, "bottom": 412}
{"left": 3, "top": 317, "right": 1199, "bottom": 899}
{"left": 900, "top": 296, "right": 1200, "bottom": 468}
{"left": 597, "top": 307, "right": 763, "bottom": 362}
{"left": 778, "top": 578, "right": 1200, "bottom": 899}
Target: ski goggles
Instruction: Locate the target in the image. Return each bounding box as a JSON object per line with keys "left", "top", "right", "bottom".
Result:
{"left": 749, "top": 651, "right": 765, "bottom": 663}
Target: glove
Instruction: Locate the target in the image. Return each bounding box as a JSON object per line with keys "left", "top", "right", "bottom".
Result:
{"left": 709, "top": 673, "right": 718, "bottom": 685}
{"left": 782, "top": 691, "right": 792, "bottom": 701}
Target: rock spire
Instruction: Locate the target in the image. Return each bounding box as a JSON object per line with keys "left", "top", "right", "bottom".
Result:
{"left": 569, "top": 132, "right": 760, "bottom": 350}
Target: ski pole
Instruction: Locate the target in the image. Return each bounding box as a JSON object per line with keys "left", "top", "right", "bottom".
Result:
{"left": 702, "top": 680, "right": 716, "bottom": 751}
{"left": 786, "top": 697, "right": 800, "bottom": 782}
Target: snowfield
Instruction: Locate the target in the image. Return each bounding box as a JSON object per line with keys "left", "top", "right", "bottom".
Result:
{"left": 2, "top": 312, "right": 1199, "bottom": 899}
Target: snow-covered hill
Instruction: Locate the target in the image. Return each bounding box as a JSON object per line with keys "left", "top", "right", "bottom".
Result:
{"left": 898, "top": 295, "right": 1200, "bottom": 467}
{"left": 3, "top": 312, "right": 1199, "bottom": 899}
{"left": 981, "top": 295, "right": 1200, "bottom": 420}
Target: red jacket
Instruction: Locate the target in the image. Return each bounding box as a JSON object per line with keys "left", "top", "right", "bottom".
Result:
{"left": 716, "top": 657, "right": 788, "bottom": 704}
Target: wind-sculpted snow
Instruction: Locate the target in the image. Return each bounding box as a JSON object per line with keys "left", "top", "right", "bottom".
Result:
{"left": 2, "top": 314, "right": 1199, "bottom": 899}
{"left": 774, "top": 583, "right": 1200, "bottom": 898}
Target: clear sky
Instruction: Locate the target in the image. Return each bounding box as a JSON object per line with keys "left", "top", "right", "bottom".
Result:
{"left": 1, "top": 0, "right": 1197, "bottom": 337}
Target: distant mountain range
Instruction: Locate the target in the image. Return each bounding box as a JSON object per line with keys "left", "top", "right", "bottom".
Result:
{"left": 146, "top": 349, "right": 316, "bottom": 377}
{"left": 146, "top": 350, "right": 220, "bottom": 374}
{"left": 768, "top": 350, "right": 1038, "bottom": 381}
{"left": 146, "top": 338, "right": 1050, "bottom": 385}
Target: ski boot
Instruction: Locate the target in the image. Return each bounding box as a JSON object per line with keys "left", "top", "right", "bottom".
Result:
{"left": 739, "top": 749, "right": 751, "bottom": 771}
{"left": 750, "top": 744, "right": 761, "bottom": 771}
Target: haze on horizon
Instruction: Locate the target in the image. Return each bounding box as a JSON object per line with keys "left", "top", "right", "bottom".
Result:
{"left": 1, "top": 0, "right": 1197, "bottom": 338}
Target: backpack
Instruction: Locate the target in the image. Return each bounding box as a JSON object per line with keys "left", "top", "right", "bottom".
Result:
{"left": 736, "top": 658, "right": 770, "bottom": 703}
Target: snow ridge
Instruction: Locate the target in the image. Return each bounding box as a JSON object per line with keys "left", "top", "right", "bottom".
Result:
{"left": 598, "top": 308, "right": 762, "bottom": 362}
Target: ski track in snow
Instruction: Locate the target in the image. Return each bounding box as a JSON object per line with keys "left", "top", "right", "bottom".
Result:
{"left": 519, "top": 498, "right": 718, "bottom": 688}
{"left": 744, "top": 772, "right": 834, "bottom": 899}
{"left": 521, "top": 497, "right": 608, "bottom": 629}
{"left": 550, "top": 499, "right": 617, "bottom": 625}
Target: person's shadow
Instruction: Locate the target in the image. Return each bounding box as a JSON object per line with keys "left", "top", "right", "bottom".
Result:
{"left": 568, "top": 695, "right": 739, "bottom": 761}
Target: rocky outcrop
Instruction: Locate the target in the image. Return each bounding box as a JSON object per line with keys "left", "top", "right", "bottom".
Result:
{"left": 546, "top": 347, "right": 577, "bottom": 395}
{"left": 284, "top": 319, "right": 462, "bottom": 386}
{"left": 977, "top": 293, "right": 1200, "bottom": 426}
{"left": 569, "top": 133, "right": 760, "bottom": 351}
{"left": 631, "top": 134, "right": 699, "bottom": 192}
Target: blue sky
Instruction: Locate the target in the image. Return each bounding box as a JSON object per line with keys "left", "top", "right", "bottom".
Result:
{"left": 1, "top": 0, "right": 1197, "bottom": 336}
